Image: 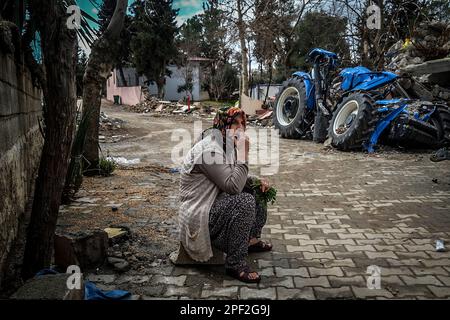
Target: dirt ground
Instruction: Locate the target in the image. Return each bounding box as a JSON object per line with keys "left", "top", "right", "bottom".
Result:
{"left": 57, "top": 101, "right": 213, "bottom": 273}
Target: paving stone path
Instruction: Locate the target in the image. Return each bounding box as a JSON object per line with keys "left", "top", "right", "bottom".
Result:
{"left": 85, "top": 111, "right": 450, "bottom": 300}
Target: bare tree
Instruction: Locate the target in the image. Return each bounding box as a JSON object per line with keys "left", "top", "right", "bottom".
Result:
{"left": 208, "top": 61, "right": 237, "bottom": 100}
{"left": 236, "top": 0, "right": 250, "bottom": 98}
{"left": 177, "top": 59, "right": 194, "bottom": 100}
{"left": 276, "top": 0, "right": 323, "bottom": 78}
{"left": 220, "top": 0, "right": 255, "bottom": 102}
{"left": 329, "top": 0, "right": 433, "bottom": 68}
{"left": 250, "top": 0, "right": 277, "bottom": 103}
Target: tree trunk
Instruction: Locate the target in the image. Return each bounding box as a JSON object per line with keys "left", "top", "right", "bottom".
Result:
{"left": 374, "top": 0, "right": 385, "bottom": 70}
{"left": 361, "top": 26, "right": 371, "bottom": 67}
{"left": 237, "top": 0, "right": 249, "bottom": 102}
{"left": 156, "top": 77, "right": 165, "bottom": 99}
{"left": 82, "top": 0, "right": 128, "bottom": 173}
{"left": 157, "top": 84, "right": 163, "bottom": 99}
{"left": 283, "top": 44, "right": 294, "bottom": 79}
{"left": 263, "top": 62, "right": 273, "bottom": 106}
{"left": 247, "top": 38, "right": 251, "bottom": 93}
{"left": 22, "top": 0, "right": 77, "bottom": 279}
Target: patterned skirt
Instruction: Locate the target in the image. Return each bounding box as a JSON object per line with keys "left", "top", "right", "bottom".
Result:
{"left": 209, "top": 191, "right": 268, "bottom": 270}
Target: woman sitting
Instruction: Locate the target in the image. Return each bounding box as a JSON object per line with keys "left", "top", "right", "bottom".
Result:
{"left": 178, "top": 106, "right": 272, "bottom": 283}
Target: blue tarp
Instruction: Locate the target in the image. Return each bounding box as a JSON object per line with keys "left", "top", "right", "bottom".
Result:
{"left": 35, "top": 269, "right": 131, "bottom": 300}
{"left": 84, "top": 281, "right": 131, "bottom": 300}
{"left": 36, "top": 269, "right": 59, "bottom": 276}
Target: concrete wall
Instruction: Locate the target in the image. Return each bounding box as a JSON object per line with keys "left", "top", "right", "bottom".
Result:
{"left": 250, "top": 84, "right": 282, "bottom": 100}
{"left": 106, "top": 70, "right": 143, "bottom": 106}
{"left": 0, "top": 52, "right": 43, "bottom": 288}
{"left": 147, "top": 63, "right": 202, "bottom": 101}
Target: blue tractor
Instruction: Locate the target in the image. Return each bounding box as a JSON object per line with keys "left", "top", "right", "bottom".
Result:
{"left": 273, "top": 48, "right": 450, "bottom": 152}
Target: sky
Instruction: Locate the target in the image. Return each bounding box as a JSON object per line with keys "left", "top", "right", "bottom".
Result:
{"left": 173, "top": 0, "right": 205, "bottom": 25}
{"left": 77, "top": 0, "right": 204, "bottom": 53}
{"left": 78, "top": 0, "right": 205, "bottom": 27}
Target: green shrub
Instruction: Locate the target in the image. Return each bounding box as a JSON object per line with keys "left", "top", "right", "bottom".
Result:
{"left": 99, "top": 157, "right": 117, "bottom": 176}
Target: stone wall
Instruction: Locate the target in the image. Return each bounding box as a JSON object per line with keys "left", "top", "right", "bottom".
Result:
{"left": 0, "top": 51, "right": 43, "bottom": 289}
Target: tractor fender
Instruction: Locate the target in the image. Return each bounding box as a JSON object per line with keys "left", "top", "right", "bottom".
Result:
{"left": 292, "top": 71, "right": 315, "bottom": 110}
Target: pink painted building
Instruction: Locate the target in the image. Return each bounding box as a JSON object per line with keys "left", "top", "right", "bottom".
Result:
{"left": 106, "top": 69, "right": 144, "bottom": 106}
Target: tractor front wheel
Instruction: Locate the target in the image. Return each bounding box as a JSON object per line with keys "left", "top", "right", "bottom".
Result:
{"left": 329, "top": 93, "right": 378, "bottom": 150}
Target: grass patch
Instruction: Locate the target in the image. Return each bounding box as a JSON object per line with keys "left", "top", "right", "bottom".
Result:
{"left": 99, "top": 157, "right": 117, "bottom": 176}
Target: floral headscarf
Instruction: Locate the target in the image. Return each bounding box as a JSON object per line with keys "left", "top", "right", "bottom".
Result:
{"left": 211, "top": 106, "right": 247, "bottom": 137}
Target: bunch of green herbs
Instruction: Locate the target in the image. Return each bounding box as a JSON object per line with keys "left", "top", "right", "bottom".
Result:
{"left": 251, "top": 178, "right": 277, "bottom": 208}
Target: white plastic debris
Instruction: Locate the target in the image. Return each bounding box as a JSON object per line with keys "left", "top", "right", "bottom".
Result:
{"left": 172, "top": 105, "right": 190, "bottom": 114}
{"left": 107, "top": 156, "right": 140, "bottom": 165}
{"left": 436, "top": 240, "right": 445, "bottom": 252}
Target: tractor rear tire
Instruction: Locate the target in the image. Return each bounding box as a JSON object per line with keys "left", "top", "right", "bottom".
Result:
{"left": 273, "top": 78, "right": 311, "bottom": 139}
{"left": 431, "top": 104, "right": 450, "bottom": 146}
{"left": 329, "top": 93, "right": 378, "bottom": 151}
{"left": 313, "top": 109, "right": 330, "bottom": 143}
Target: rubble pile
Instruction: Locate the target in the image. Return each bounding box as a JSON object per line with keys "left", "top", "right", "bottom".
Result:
{"left": 126, "top": 96, "right": 218, "bottom": 119}
{"left": 100, "top": 111, "right": 125, "bottom": 131}
{"left": 385, "top": 21, "right": 450, "bottom": 103}
{"left": 99, "top": 112, "right": 129, "bottom": 143}
{"left": 411, "top": 21, "right": 450, "bottom": 61}
{"left": 386, "top": 21, "right": 450, "bottom": 71}
{"left": 432, "top": 86, "right": 450, "bottom": 101}
{"left": 247, "top": 110, "right": 274, "bottom": 128}
{"left": 125, "top": 96, "right": 162, "bottom": 113}
{"left": 125, "top": 93, "right": 276, "bottom": 124}
{"left": 105, "top": 229, "right": 177, "bottom": 273}
{"left": 126, "top": 97, "right": 184, "bottom": 114}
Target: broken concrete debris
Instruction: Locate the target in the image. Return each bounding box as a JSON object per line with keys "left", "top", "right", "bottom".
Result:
{"left": 99, "top": 111, "right": 129, "bottom": 143}
{"left": 104, "top": 226, "right": 130, "bottom": 245}
{"left": 100, "top": 111, "right": 125, "bottom": 131}
{"left": 107, "top": 257, "right": 130, "bottom": 273}
{"left": 10, "top": 274, "right": 84, "bottom": 300}
{"left": 122, "top": 88, "right": 277, "bottom": 127}
{"left": 247, "top": 109, "right": 274, "bottom": 128}
{"left": 386, "top": 21, "right": 450, "bottom": 71}
{"left": 386, "top": 21, "right": 450, "bottom": 103}
{"left": 123, "top": 94, "right": 223, "bottom": 122}
{"left": 126, "top": 97, "right": 201, "bottom": 115}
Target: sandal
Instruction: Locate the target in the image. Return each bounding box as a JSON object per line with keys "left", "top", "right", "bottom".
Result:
{"left": 226, "top": 265, "right": 261, "bottom": 283}
{"left": 248, "top": 240, "right": 273, "bottom": 253}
